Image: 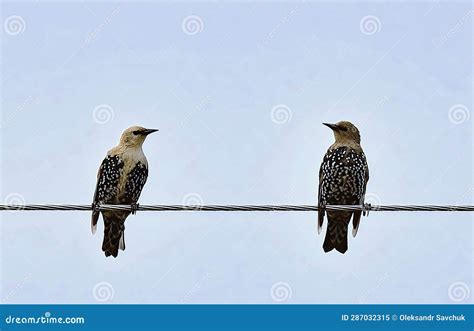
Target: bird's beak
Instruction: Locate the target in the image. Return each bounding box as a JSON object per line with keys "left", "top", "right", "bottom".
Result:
{"left": 323, "top": 123, "right": 339, "bottom": 131}
{"left": 143, "top": 129, "right": 159, "bottom": 135}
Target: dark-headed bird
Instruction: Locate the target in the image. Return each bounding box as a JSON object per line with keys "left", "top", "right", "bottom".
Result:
{"left": 91, "top": 126, "right": 158, "bottom": 257}
{"left": 318, "top": 121, "right": 369, "bottom": 253}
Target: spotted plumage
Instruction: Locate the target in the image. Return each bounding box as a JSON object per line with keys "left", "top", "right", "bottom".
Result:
{"left": 92, "top": 155, "right": 124, "bottom": 207}
{"left": 318, "top": 121, "right": 369, "bottom": 253}
{"left": 91, "top": 126, "right": 158, "bottom": 258}
{"left": 122, "top": 162, "right": 148, "bottom": 204}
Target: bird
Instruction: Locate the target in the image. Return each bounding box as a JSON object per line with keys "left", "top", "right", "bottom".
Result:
{"left": 91, "top": 126, "right": 158, "bottom": 257}
{"left": 318, "top": 121, "right": 369, "bottom": 253}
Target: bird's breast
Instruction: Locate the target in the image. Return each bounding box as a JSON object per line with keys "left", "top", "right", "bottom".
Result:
{"left": 320, "top": 147, "right": 367, "bottom": 204}
{"left": 111, "top": 149, "right": 147, "bottom": 198}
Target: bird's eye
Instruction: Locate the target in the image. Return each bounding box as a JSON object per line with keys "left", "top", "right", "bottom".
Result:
{"left": 339, "top": 126, "right": 348, "bottom": 132}
{"left": 132, "top": 130, "right": 140, "bottom": 135}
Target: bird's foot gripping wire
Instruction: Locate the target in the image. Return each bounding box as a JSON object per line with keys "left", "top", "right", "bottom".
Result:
{"left": 92, "top": 202, "right": 101, "bottom": 212}
{"left": 363, "top": 203, "right": 372, "bottom": 217}
{"left": 131, "top": 203, "right": 139, "bottom": 215}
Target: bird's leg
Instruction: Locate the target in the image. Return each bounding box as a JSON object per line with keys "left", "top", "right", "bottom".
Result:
{"left": 131, "top": 203, "right": 139, "bottom": 215}
{"left": 92, "top": 202, "right": 100, "bottom": 212}
{"left": 363, "top": 203, "right": 372, "bottom": 217}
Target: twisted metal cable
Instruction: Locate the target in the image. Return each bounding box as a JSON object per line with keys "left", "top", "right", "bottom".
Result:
{"left": 0, "top": 204, "right": 473, "bottom": 212}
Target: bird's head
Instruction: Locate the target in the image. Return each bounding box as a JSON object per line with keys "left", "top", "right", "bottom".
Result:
{"left": 323, "top": 121, "right": 361, "bottom": 144}
{"left": 119, "top": 126, "right": 158, "bottom": 147}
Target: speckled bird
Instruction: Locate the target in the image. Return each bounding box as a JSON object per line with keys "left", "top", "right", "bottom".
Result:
{"left": 91, "top": 126, "right": 158, "bottom": 257}
{"left": 318, "top": 121, "right": 369, "bottom": 253}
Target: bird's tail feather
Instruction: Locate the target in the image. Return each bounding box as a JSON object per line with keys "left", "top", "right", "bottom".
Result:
{"left": 102, "top": 217, "right": 125, "bottom": 258}
{"left": 119, "top": 231, "right": 125, "bottom": 251}
{"left": 323, "top": 218, "right": 349, "bottom": 254}
{"left": 91, "top": 211, "right": 99, "bottom": 234}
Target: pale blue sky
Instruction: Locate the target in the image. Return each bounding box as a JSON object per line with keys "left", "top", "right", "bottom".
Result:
{"left": 1, "top": 1, "right": 472, "bottom": 304}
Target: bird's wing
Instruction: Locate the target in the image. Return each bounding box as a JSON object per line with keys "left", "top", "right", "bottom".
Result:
{"left": 91, "top": 155, "right": 124, "bottom": 234}
{"left": 364, "top": 159, "right": 370, "bottom": 185}
{"left": 121, "top": 162, "right": 148, "bottom": 204}
{"left": 352, "top": 152, "right": 369, "bottom": 237}
{"left": 317, "top": 152, "right": 329, "bottom": 234}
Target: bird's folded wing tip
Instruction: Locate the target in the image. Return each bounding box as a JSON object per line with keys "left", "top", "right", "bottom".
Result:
{"left": 352, "top": 228, "right": 358, "bottom": 237}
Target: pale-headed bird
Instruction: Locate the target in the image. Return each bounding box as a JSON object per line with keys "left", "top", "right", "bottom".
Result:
{"left": 91, "top": 126, "right": 158, "bottom": 257}
{"left": 318, "top": 121, "right": 369, "bottom": 253}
